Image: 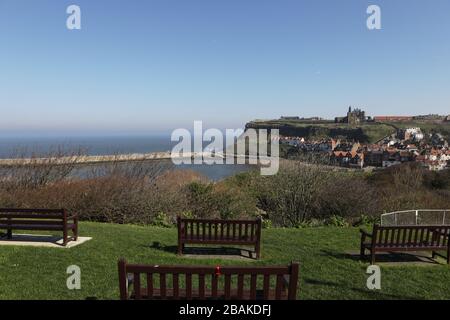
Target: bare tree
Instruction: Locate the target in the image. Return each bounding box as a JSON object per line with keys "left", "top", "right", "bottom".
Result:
{"left": 0, "top": 146, "right": 86, "bottom": 189}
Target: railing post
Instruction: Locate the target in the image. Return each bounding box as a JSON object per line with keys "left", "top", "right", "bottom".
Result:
{"left": 177, "top": 216, "right": 183, "bottom": 255}
{"left": 288, "top": 262, "right": 299, "bottom": 300}
{"left": 6, "top": 217, "right": 12, "bottom": 239}
{"left": 255, "top": 218, "right": 262, "bottom": 259}
{"left": 62, "top": 209, "right": 68, "bottom": 246}
{"left": 118, "top": 259, "right": 128, "bottom": 300}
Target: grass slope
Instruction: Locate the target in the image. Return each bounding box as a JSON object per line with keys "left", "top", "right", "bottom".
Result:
{"left": 0, "top": 222, "right": 449, "bottom": 300}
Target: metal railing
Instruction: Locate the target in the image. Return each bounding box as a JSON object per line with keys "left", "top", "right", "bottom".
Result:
{"left": 381, "top": 209, "right": 450, "bottom": 226}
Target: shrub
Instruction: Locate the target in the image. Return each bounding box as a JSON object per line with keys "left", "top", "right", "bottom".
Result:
{"left": 327, "top": 215, "right": 349, "bottom": 227}
{"left": 151, "top": 212, "right": 173, "bottom": 228}
{"left": 262, "top": 218, "right": 272, "bottom": 229}
{"left": 250, "top": 161, "right": 333, "bottom": 227}
{"left": 1, "top": 151, "right": 449, "bottom": 228}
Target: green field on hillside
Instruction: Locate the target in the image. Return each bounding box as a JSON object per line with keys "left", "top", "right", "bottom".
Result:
{"left": 1, "top": 222, "right": 449, "bottom": 300}
{"left": 247, "top": 119, "right": 450, "bottom": 143}
{"left": 247, "top": 120, "right": 395, "bottom": 143}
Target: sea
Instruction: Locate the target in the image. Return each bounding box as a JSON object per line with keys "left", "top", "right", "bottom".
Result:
{"left": 0, "top": 135, "right": 254, "bottom": 181}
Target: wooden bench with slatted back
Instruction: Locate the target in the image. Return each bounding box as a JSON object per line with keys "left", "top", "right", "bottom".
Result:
{"left": 360, "top": 224, "right": 450, "bottom": 264}
{"left": 177, "top": 217, "right": 262, "bottom": 259}
{"left": 118, "top": 259, "right": 299, "bottom": 300}
{"left": 0, "top": 208, "right": 78, "bottom": 246}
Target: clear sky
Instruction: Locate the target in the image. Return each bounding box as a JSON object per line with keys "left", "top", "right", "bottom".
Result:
{"left": 1, "top": 0, "right": 449, "bottom": 135}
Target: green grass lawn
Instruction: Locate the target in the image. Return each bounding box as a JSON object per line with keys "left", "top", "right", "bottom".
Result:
{"left": 1, "top": 222, "right": 449, "bottom": 300}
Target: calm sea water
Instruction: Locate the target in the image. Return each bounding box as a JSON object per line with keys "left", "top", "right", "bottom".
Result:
{"left": 0, "top": 135, "right": 254, "bottom": 181}
{"left": 0, "top": 135, "right": 174, "bottom": 158}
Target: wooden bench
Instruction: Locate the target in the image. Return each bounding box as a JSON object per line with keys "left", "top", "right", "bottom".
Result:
{"left": 118, "top": 259, "right": 299, "bottom": 300}
{"left": 360, "top": 224, "right": 450, "bottom": 264}
{"left": 177, "top": 217, "right": 262, "bottom": 259}
{"left": 0, "top": 208, "right": 78, "bottom": 246}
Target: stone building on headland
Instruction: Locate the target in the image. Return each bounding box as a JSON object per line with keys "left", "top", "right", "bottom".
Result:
{"left": 335, "top": 107, "right": 368, "bottom": 124}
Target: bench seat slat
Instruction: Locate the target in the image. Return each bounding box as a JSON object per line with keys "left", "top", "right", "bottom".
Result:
{"left": 362, "top": 240, "right": 447, "bottom": 250}
{"left": 372, "top": 245, "right": 447, "bottom": 251}
{"left": 181, "top": 218, "right": 259, "bottom": 224}
{"left": 125, "top": 265, "right": 290, "bottom": 275}
{"left": 182, "top": 237, "right": 256, "bottom": 243}
{"left": 130, "top": 288, "right": 289, "bottom": 300}
{"left": 0, "top": 220, "right": 65, "bottom": 226}
{"left": 0, "top": 224, "right": 76, "bottom": 231}
{"left": 0, "top": 208, "right": 64, "bottom": 214}
{"left": 0, "top": 214, "right": 65, "bottom": 219}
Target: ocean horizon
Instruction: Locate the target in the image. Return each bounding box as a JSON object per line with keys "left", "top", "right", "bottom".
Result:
{"left": 0, "top": 135, "right": 175, "bottom": 158}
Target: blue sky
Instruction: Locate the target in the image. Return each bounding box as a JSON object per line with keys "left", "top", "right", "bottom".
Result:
{"left": 1, "top": 0, "right": 449, "bottom": 135}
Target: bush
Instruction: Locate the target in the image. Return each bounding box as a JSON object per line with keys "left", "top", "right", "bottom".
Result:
{"left": 327, "top": 215, "right": 349, "bottom": 227}
{"left": 151, "top": 212, "right": 173, "bottom": 228}
{"left": 316, "top": 173, "right": 381, "bottom": 220}
{"left": 261, "top": 218, "right": 272, "bottom": 229}
{"left": 249, "top": 161, "right": 333, "bottom": 227}
{"left": 1, "top": 151, "right": 449, "bottom": 228}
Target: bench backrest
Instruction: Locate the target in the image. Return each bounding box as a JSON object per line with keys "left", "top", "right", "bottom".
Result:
{"left": 178, "top": 217, "right": 262, "bottom": 242}
{"left": 0, "top": 208, "right": 67, "bottom": 225}
{"left": 118, "top": 259, "right": 299, "bottom": 300}
{"left": 372, "top": 225, "right": 450, "bottom": 248}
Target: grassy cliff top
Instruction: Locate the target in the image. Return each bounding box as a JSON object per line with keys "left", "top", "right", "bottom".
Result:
{"left": 247, "top": 120, "right": 396, "bottom": 143}
{"left": 247, "top": 119, "right": 450, "bottom": 143}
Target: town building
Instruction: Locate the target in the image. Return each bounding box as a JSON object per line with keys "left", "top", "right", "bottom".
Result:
{"left": 397, "top": 128, "right": 424, "bottom": 141}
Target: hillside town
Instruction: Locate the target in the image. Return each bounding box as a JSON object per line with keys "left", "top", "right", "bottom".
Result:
{"left": 279, "top": 108, "right": 450, "bottom": 171}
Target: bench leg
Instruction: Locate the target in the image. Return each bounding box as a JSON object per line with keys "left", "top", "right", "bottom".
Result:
{"left": 360, "top": 244, "right": 365, "bottom": 260}
{"left": 447, "top": 247, "right": 450, "bottom": 265}
{"left": 73, "top": 224, "right": 78, "bottom": 241}
{"left": 255, "top": 243, "right": 261, "bottom": 260}
{"left": 7, "top": 229, "right": 12, "bottom": 239}
{"left": 370, "top": 251, "right": 376, "bottom": 265}
{"left": 177, "top": 243, "right": 183, "bottom": 255}
{"left": 432, "top": 251, "right": 436, "bottom": 259}
{"left": 63, "top": 229, "right": 68, "bottom": 246}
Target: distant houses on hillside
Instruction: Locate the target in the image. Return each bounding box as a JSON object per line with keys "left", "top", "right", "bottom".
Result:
{"left": 276, "top": 107, "right": 449, "bottom": 170}
{"left": 280, "top": 127, "right": 450, "bottom": 171}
